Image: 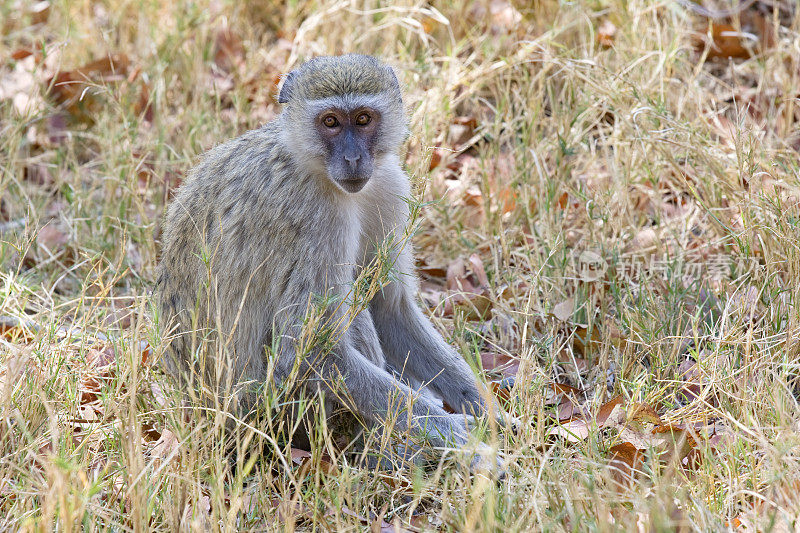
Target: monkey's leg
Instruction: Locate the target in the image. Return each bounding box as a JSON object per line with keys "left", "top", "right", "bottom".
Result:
{"left": 348, "top": 308, "right": 384, "bottom": 367}
{"left": 349, "top": 308, "right": 439, "bottom": 403}
{"left": 345, "top": 419, "right": 427, "bottom": 470}
{"left": 334, "top": 347, "right": 473, "bottom": 452}
{"left": 371, "top": 283, "right": 488, "bottom": 417}
{"left": 347, "top": 309, "right": 460, "bottom": 425}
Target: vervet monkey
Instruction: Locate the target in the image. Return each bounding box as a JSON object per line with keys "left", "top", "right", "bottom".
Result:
{"left": 156, "top": 54, "right": 498, "bottom": 468}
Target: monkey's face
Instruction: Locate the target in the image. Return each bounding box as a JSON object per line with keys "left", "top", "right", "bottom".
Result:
{"left": 277, "top": 56, "right": 409, "bottom": 189}
{"left": 315, "top": 106, "right": 379, "bottom": 193}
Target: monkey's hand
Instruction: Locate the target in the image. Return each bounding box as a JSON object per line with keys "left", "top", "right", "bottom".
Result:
{"left": 466, "top": 443, "right": 506, "bottom": 480}
{"left": 503, "top": 412, "right": 522, "bottom": 434}
{"left": 445, "top": 414, "right": 508, "bottom": 479}
{"left": 460, "top": 390, "right": 519, "bottom": 435}
{"left": 442, "top": 383, "right": 489, "bottom": 416}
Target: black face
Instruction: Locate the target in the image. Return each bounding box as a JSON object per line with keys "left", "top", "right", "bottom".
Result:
{"left": 316, "top": 107, "right": 379, "bottom": 193}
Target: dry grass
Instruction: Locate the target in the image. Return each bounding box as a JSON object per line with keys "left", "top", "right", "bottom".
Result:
{"left": 1, "top": 0, "right": 800, "bottom": 530}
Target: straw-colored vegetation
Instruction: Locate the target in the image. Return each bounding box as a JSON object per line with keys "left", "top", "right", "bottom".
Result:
{"left": 1, "top": 0, "right": 799, "bottom": 530}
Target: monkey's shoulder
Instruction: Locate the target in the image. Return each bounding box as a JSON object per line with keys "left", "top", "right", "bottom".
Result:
{"left": 179, "top": 124, "right": 286, "bottom": 194}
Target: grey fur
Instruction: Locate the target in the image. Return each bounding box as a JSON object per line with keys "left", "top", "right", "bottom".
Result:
{"left": 156, "top": 55, "right": 489, "bottom": 466}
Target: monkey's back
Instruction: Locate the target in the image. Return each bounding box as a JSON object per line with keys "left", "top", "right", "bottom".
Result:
{"left": 156, "top": 121, "right": 362, "bottom": 398}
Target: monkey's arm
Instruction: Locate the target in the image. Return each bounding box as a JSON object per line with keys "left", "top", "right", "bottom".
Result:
{"left": 272, "top": 290, "right": 472, "bottom": 451}
{"left": 348, "top": 309, "right": 383, "bottom": 366}
{"left": 336, "top": 347, "right": 472, "bottom": 450}
{"left": 369, "top": 268, "right": 488, "bottom": 416}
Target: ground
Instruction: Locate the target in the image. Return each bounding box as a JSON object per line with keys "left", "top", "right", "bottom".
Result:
{"left": 0, "top": 0, "right": 799, "bottom": 531}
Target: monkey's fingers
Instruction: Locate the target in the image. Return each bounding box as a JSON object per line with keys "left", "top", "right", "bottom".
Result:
{"left": 501, "top": 412, "right": 522, "bottom": 434}
{"left": 467, "top": 443, "right": 506, "bottom": 481}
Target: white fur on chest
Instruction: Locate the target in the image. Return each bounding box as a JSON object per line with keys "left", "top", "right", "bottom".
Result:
{"left": 355, "top": 156, "right": 410, "bottom": 248}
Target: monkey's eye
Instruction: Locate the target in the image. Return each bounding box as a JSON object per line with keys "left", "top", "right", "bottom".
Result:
{"left": 322, "top": 115, "right": 339, "bottom": 128}
{"left": 355, "top": 113, "right": 371, "bottom": 126}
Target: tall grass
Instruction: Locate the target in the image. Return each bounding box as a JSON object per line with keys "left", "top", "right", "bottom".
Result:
{"left": 0, "top": 0, "right": 799, "bottom": 530}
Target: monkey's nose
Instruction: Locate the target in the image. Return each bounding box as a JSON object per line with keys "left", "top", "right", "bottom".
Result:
{"left": 344, "top": 153, "right": 360, "bottom": 171}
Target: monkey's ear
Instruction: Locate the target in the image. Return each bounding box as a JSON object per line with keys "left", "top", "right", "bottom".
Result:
{"left": 277, "top": 71, "right": 297, "bottom": 104}
{"left": 385, "top": 66, "right": 401, "bottom": 92}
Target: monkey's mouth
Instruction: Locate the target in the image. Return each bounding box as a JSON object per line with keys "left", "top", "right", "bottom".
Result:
{"left": 337, "top": 176, "right": 369, "bottom": 193}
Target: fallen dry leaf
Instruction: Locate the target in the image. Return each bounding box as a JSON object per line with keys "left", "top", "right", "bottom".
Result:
{"left": 428, "top": 146, "right": 448, "bottom": 171}
{"left": 290, "top": 448, "right": 311, "bottom": 464}
{"left": 597, "top": 20, "right": 617, "bottom": 48}
{"left": 485, "top": 151, "right": 518, "bottom": 215}
{"left": 628, "top": 227, "right": 659, "bottom": 252}
{"left": 141, "top": 421, "right": 161, "bottom": 441}
{"left": 46, "top": 53, "right": 131, "bottom": 122}
{"left": 29, "top": 1, "right": 51, "bottom": 24}
{"left": 572, "top": 326, "right": 601, "bottom": 357}
{"left": 187, "top": 495, "right": 212, "bottom": 529}
{"left": 291, "top": 448, "right": 338, "bottom": 477}
{"left": 557, "top": 191, "right": 569, "bottom": 210}
{"left": 480, "top": 351, "right": 520, "bottom": 378}
{"left": 608, "top": 442, "right": 644, "bottom": 488}
{"left": 150, "top": 382, "right": 168, "bottom": 408}
{"left": 0, "top": 345, "right": 34, "bottom": 403}
{"left": 468, "top": 0, "right": 523, "bottom": 36}
{"left": 543, "top": 382, "right": 584, "bottom": 422}
{"left": 552, "top": 298, "right": 574, "bottom": 322}
{"left": 151, "top": 429, "right": 180, "bottom": 460}
{"left": 448, "top": 116, "right": 478, "bottom": 147}
{"left": 556, "top": 350, "right": 590, "bottom": 374}
{"left": 545, "top": 382, "right": 582, "bottom": 405}
{"left": 78, "top": 376, "right": 106, "bottom": 404}
{"left": 23, "top": 161, "right": 54, "bottom": 187}
{"left": 213, "top": 24, "right": 245, "bottom": 74}
{"left": 140, "top": 342, "right": 153, "bottom": 366}
{"left": 416, "top": 256, "right": 447, "bottom": 279}
{"left": 649, "top": 425, "right": 699, "bottom": 463}
{"left": 79, "top": 346, "right": 116, "bottom": 404}
{"left": 627, "top": 403, "right": 663, "bottom": 425}
{"left": 557, "top": 400, "right": 582, "bottom": 422}
{"left": 546, "top": 394, "right": 624, "bottom": 441}
{"left": 443, "top": 254, "right": 492, "bottom": 318}
{"left": 102, "top": 306, "right": 136, "bottom": 330}
{"left": 596, "top": 395, "right": 624, "bottom": 427}
{"left": 701, "top": 23, "right": 753, "bottom": 59}
{"left": 547, "top": 418, "right": 590, "bottom": 443}
{"left": 604, "top": 402, "right": 699, "bottom": 465}
{"left": 36, "top": 221, "right": 70, "bottom": 251}
{"left": 0, "top": 55, "right": 41, "bottom": 115}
